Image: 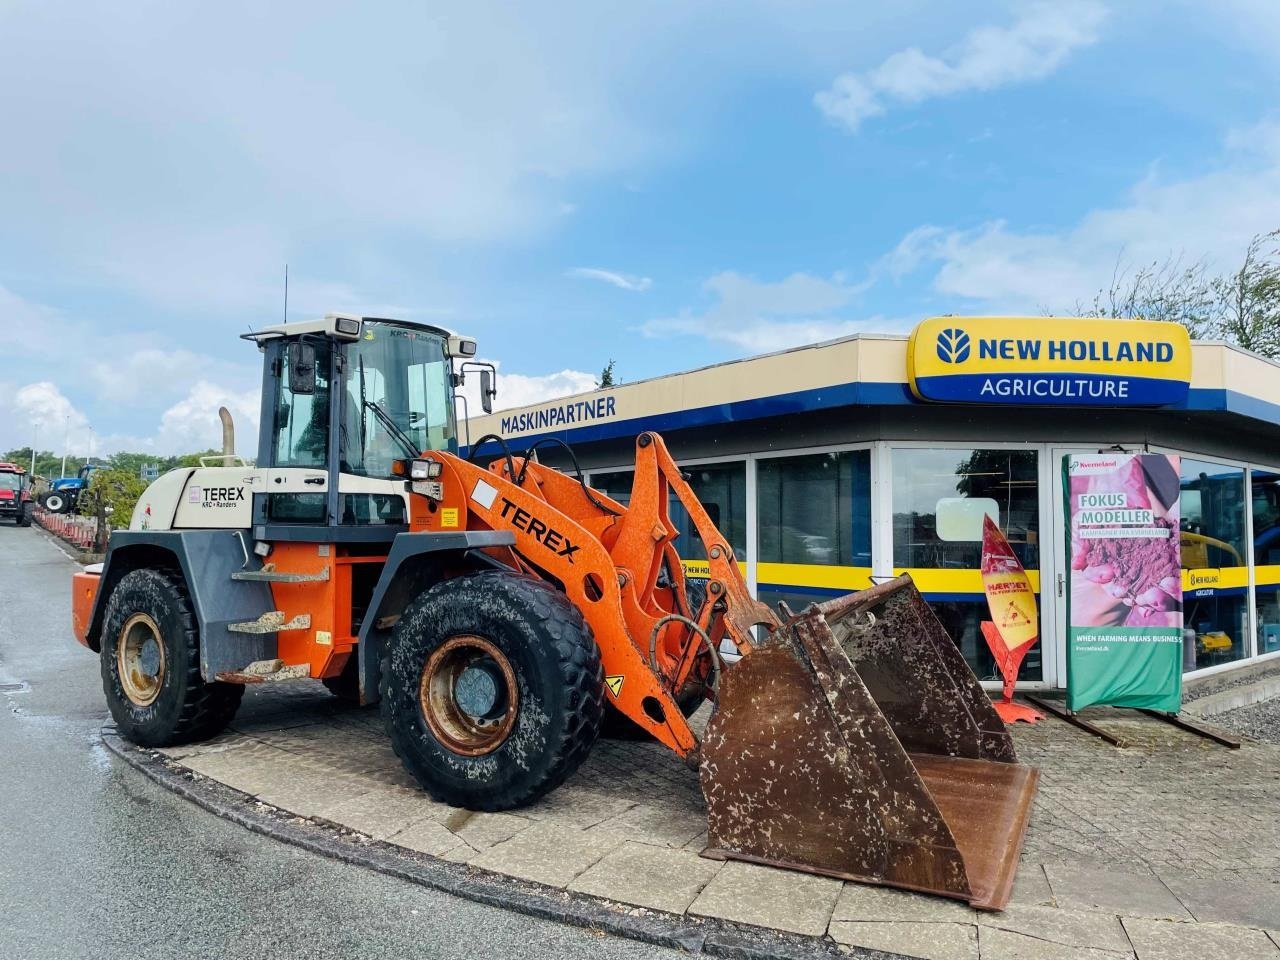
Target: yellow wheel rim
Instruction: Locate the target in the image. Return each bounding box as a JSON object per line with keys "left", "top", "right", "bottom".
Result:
{"left": 117, "top": 612, "right": 166, "bottom": 707}
{"left": 419, "top": 635, "right": 518, "bottom": 756}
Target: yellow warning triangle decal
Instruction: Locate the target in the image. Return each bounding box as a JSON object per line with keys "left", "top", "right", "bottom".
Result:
{"left": 604, "top": 675, "right": 624, "bottom": 698}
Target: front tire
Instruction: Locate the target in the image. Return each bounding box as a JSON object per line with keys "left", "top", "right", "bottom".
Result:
{"left": 381, "top": 570, "right": 603, "bottom": 810}
{"left": 44, "top": 492, "right": 66, "bottom": 513}
{"left": 100, "top": 568, "right": 243, "bottom": 747}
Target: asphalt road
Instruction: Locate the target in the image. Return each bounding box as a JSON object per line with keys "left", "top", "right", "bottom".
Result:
{"left": 0, "top": 526, "right": 682, "bottom": 960}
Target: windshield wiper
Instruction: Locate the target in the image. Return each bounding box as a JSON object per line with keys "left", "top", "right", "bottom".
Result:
{"left": 363, "top": 400, "right": 420, "bottom": 458}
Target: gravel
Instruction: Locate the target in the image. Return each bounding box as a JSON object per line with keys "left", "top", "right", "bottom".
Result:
{"left": 1211, "top": 696, "right": 1280, "bottom": 744}
{"left": 1183, "top": 659, "right": 1280, "bottom": 702}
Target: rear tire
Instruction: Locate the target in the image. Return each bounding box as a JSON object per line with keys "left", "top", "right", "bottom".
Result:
{"left": 100, "top": 568, "right": 243, "bottom": 747}
{"left": 381, "top": 570, "right": 603, "bottom": 810}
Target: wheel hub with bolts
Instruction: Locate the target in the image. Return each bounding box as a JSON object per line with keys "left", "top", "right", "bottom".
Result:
{"left": 117, "top": 612, "right": 167, "bottom": 707}
{"left": 419, "top": 635, "right": 518, "bottom": 756}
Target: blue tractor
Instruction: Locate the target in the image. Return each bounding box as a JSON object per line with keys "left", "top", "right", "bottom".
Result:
{"left": 41, "top": 463, "right": 97, "bottom": 514}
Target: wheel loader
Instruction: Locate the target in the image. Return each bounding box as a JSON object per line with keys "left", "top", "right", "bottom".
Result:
{"left": 71, "top": 313, "right": 1037, "bottom": 910}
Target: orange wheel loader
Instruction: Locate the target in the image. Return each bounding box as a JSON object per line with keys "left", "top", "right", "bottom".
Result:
{"left": 71, "top": 313, "right": 1037, "bottom": 909}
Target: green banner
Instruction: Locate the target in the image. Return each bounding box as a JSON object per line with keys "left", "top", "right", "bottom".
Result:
{"left": 1064, "top": 453, "right": 1183, "bottom": 713}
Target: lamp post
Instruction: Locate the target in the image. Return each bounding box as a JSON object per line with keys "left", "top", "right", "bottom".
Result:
{"left": 60, "top": 414, "right": 69, "bottom": 478}
{"left": 30, "top": 424, "right": 37, "bottom": 474}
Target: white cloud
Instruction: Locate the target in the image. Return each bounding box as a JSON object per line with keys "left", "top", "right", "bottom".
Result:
{"left": 155, "top": 382, "right": 261, "bottom": 457}
{"left": 458, "top": 360, "right": 597, "bottom": 421}
{"left": 641, "top": 271, "right": 874, "bottom": 353}
{"left": 12, "top": 382, "right": 91, "bottom": 449}
{"left": 0, "top": 3, "right": 661, "bottom": 312}
{"left": 88, "top": 348, "right": 252, "bottom": 407}
{"left": 886, "top": 120, "right": 1280, "bottom": 311}
{"left": 565, "top": 267, "right": 653, "bottom": 292}
{"left": 815, "top": 1, "right": 1108, "bottom": 132}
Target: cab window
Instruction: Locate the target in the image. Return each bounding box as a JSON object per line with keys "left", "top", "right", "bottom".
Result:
{"left": 272, "top": 341, "right": 332, "bottom": 469}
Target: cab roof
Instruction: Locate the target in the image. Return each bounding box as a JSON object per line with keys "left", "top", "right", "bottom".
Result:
{"left": 241, "top": 313, "right": 475, "bottom": 357}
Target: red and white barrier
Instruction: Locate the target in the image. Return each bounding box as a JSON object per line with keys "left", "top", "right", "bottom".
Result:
{"left": 34, "top": 507, "right": 104, "bottom": 551}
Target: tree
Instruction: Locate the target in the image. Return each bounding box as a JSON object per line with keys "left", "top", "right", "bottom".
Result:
{"left": 1069, "top": 232, "right": 1280, "bottom": 359}
{"left": 78, "top": 468, "right": 148, "bottom": 530}
{"left": 1, "top": 448, "right": 89, "bottom": 482}
{"left": 172, "top": 449, "right": 225, "bottom": 468}
{"left": 596, "top": 360, "right": 617, "bottom": 389}
{"left": 1074, "top": 255, "right": 1216, "bottom": 337}
{"left": 1213, "top": 229, "right": 1280, "bottom": 359}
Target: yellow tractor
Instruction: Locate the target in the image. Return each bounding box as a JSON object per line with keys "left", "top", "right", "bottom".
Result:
{"left": 72, "top": 313, "right": 1036, "bottom": 909}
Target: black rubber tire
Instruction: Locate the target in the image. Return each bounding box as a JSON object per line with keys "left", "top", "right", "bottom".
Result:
{"left": 44, "top": 492, "right": 67, "bottom": 514}
{"left": 17, "top": 504, "right": 31, "bottom": 527}
{"left": 321, "top": 655, "right": 363, "bottom": 704}
{"left": 381, "top": 570, "right": 604, "bottom": 811}
{"left": 600, "top": 578, "right": 709, "bottom": 740}
{"left": 100, "top": 568, "right": 244, "bottom": 747}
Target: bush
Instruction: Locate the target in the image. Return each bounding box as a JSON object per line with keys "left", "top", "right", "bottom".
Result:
{"left": 79, "top": 468, "right": 148, "bottom": 530}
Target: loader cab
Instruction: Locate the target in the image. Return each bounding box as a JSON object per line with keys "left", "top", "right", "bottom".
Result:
{"left": 248, "top": 314, "right": 470, "bottom": 530}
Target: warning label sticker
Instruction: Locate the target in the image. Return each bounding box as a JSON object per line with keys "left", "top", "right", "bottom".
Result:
{"left": 471, "top": 479, "right": 498, "bottom": 509}
{"left": 441, "top": 507, "right": 459, "bottom": 527}
{"left": 604, "top": 675, "right": 624, "bottom": 698}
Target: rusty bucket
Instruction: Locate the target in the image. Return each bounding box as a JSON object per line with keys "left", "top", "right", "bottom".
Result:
{"left": 699, "top": 575, "right": 1038, "bottom": 911}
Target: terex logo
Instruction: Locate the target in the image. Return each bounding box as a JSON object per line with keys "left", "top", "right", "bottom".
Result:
{"left": 190, "top": 485, "right": 246, "bottom": 508}
{"left": 935, "top": 328, "right": 971, "bottom": 364}
{"left": 499, "top": 498, "right": 581, "bottom": 563}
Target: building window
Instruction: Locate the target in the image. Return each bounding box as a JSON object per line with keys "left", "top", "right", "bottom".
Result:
{"left": 892, "top": 448, "right": 1039, "bottom": 570}
{"left": 1253, "top": 469, "right": 1280, "bottom": 656}
{"left": 754, "top": 450, "right": 872, "bottom": 617}
{"left": 891, "top": 448, "right": 1041, "bottom": 682}
{"left": 757, "top": 451, "right": 871, "bottom": 567}
{"left": 590, "top": 462, "right": 747, "bottom": 562}
{"left": 1180, "top": 458, "right": 1250, "bottom": 670}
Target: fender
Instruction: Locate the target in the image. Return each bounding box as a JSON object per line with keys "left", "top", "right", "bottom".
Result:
{"left": 356, "top": 529, "right": 515, "bottom": 705}
{"left": 83, "top": 529, "right": 278, "bottom": 681}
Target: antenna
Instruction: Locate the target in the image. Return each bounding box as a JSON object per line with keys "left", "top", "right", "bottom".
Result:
{"left": 283, "top": 263, "right": 289, "bottom": 324}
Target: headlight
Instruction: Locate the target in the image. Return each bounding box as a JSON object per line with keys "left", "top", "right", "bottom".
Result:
{"left": 410, "top": 458, "right": 442, "bottom": 480}
{"left": 333, "top": 316, "right": 362, "bottom": 338}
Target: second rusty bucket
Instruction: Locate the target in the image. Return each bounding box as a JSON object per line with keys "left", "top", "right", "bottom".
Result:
{"left": 699, "top": 574, "right": 1038, "bottom": 911}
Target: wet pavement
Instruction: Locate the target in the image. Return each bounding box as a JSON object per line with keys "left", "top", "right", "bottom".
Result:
{"left": 0, "top": 526, "right": 686, "bottom": 960}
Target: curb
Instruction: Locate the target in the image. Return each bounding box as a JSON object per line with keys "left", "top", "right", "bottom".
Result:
{"left": 1185, "top": 674, "right": 1280, "bottom": 718}
{"left": 102, "top": 729, "right": 894, "bottom": 960}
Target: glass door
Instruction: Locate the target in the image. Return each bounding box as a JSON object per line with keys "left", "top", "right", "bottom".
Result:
{"left": 1045, "top": 446, "right": 1112, "bottom": 691}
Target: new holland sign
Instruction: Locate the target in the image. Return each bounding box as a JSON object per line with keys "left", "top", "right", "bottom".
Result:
{"left": 907, "top": 317, "right": 1192, "bottom": 406}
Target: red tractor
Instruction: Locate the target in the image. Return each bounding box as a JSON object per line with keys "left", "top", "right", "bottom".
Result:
{"left": 0, "top": 463, "right": 34, "bottom": 527}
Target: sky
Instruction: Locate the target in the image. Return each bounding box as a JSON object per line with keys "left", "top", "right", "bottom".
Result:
{"left": 2, "top": 0, "right": 1279, "bottom": 458}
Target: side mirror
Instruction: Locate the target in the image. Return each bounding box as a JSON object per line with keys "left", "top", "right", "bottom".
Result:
{"left": 287, "top": 342, "right": 317, "bottom": 395}
{"left": 479, "top": 369, "right": 496, "bottom": 414}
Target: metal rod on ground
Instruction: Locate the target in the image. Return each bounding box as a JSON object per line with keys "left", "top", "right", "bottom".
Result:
{"left": 1022, "top": 695, "right": 1128, "bottom": 747}
{"left": 1138, "top": 709, "right": 1242, "bottom": 748}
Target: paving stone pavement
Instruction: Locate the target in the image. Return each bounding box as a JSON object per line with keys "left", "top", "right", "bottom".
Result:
{"left": 157, "top": 683, "right": 1280, "bottom": 959}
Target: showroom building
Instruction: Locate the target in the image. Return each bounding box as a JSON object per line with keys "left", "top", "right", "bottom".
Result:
{"left": 465, "top": 317, "right": 1280, "bottom": 690}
